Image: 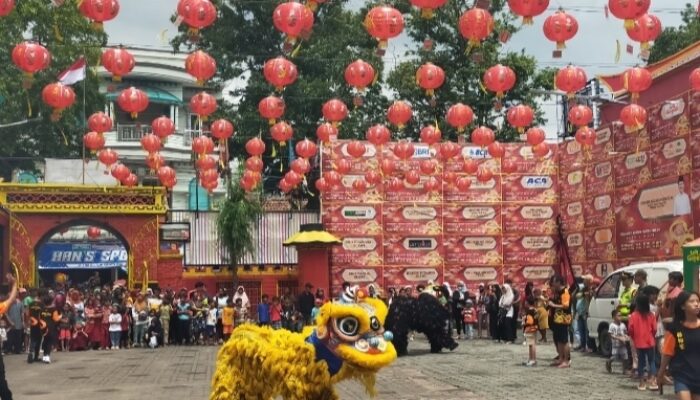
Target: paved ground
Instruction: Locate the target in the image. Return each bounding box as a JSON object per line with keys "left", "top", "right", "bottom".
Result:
{"left": 4, "top": 337, "right": 675, "bottom": 400}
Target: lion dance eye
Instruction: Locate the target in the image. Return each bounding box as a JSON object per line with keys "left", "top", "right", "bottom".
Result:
{"left": 337, "top": 317, "right": 360, "bottom": 336}
{"left": 369, "top": 316, "right": 381, "bottom": 331}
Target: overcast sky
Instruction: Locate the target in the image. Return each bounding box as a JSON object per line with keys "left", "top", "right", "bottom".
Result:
{"left": 105, "top": 0, "right": 689, "bottom": 136}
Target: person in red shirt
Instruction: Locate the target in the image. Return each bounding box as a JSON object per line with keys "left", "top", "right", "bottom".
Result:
{"left": 628, "top": 294, "right": 658, "bottom": 391}
{"left": 0, "top": 274, "right": 18, "bottom": 400}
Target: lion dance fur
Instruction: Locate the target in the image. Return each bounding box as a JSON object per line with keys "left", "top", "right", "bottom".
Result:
{"left": 210, "top": 289, "right": 397, "bottom": 400}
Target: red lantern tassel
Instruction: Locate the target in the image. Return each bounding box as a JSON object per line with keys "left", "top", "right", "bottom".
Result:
{"left": 522, "top": 16, "right": 533, "bottom": 25}
{"left": 421, "top": 8, "right": 434, "bottom": 19}
{"left": 130, "top": 112, "right": 138, "bottom": 119}
{"left": 557, "top": 41, "right": 566, "bottom": 50}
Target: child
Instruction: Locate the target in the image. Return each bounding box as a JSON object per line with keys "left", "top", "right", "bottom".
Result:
{"left": 206, "top": 303, "right": 218, "bottom": 345}
{"left": 270, "top": 297, "right": 282, "bottom": 330}
{"left": 120, "top": 306, "right": 132, "bottom": 349}
{"left": 462, "top": 300, "right": 477, "bottom": 339}
{"left": 70, "top": 322, "right": 89, "bottom": 351}
{"left": 146, "top": 313, "right": 162, "bottom": 349}
{"left": 257, "top": 295, "right": 270, "bottom": 326}
{"left": 222, "top": 299, "right": 235, "bottom": 341}
{"left": 234, "top": 298, "right": 247, "bottom": 327}
{"left": 628, "top": 294, "right": 658, "bottom": 391}
{"left": 58, "top": 303, "right": 73, "bottom": 352}
{"left": 522, "top": 298, "right": 538, "bottom": 367}
{"left": 310, "top": 299, "right": 322, "bottom": 325}
{"left": 606, "top": 310, "right": 629, "bottom": 374}
{"left": 159, "top": 298, "right": 172, "bottom": 346}
{"left": 108, "top": 305, "right": 122, "bottom": 350}
{"left": 534, "top": 288, "right": 549, "bottom": 343}
{"left": 0, "top": 318, "right": 7, "bottom": 355}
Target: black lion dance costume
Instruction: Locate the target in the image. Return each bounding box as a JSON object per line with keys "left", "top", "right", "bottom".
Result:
{"left": 385, "top": 292, "right": 458, "bottom": 356}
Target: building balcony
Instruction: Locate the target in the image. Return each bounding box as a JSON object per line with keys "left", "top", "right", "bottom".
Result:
{"left": 115, "top": 124, "right": 206, "bottom": 146}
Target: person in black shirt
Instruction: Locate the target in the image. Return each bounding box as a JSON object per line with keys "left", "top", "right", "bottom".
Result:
{"left": 297, "top": 283, "right": 315, "bottom": 325}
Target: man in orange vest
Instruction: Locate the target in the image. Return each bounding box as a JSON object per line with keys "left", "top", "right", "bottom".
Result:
{"left": 0, "top": 273, "right": 18, "bottom": 400}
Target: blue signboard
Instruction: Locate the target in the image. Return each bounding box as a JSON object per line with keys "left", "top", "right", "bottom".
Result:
{"left": 37, "top": 243, "right": 128, "bottom": 270}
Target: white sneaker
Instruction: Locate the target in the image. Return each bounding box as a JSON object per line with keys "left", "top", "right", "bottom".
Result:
{"left": 42, "top": 355, "right": 50, "bottom": 364}
{"left": 115, "top": 346, "right": 119, "bottom": 350}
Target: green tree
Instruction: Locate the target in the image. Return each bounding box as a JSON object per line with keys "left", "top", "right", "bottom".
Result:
{"left": 648, "top": 3, "right": 699, "bottom": 64}
{"left": 0, "top": 0, "right": 107, "bottom": 180}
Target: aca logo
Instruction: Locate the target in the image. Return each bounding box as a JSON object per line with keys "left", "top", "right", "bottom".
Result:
{"left": 520, "top": 176, "right": 553, "bottom": 189}
{"left": 463, "top": 146, "right": 490, "bottom": 159}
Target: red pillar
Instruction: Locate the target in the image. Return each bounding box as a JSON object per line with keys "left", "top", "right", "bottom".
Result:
{"left": 296, "top": 246, "right": 331, "bottom": 296}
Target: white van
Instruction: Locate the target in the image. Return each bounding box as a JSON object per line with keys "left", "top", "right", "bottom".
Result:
{"left": 587, "top": 261, "right": 683, "bottom": 356}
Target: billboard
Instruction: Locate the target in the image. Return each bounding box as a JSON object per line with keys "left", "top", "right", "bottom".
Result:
{"left": 37, "top": 242, "right": 128, "bottom": 270}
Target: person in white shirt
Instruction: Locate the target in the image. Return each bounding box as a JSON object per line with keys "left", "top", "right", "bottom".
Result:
{"left": 108, "top": 305, "right": 123, "bottom": 350}
{"left": 673, "top": 178, "right": 691, "bottom": 216}
{"left": 206, "top": 306, "right": 218, "bottom": 345}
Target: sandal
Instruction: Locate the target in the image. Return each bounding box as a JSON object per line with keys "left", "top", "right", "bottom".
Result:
{"left": 557, "top": 362, "right": 570, "bottom": 368}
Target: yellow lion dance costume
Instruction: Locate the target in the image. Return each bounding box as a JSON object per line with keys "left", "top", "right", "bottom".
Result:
{"left": 210, "top": 287, "right": 397, "bottom": 400}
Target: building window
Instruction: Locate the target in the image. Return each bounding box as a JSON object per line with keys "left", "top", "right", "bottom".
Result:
{"left": 188, "top": 178, "right": 209, "bottom": 210}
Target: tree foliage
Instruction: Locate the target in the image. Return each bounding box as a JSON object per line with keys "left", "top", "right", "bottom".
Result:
{"left": 648, "top": 3, "right": 700, "bottom": 64}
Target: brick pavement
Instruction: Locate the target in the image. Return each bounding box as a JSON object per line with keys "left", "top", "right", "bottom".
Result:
{"left": 4, "top": 337, "right": 675, "bottom": 400}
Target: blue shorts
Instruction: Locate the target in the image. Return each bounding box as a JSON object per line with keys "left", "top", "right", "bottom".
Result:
{"left": 675, "top": 377, "right": 700, "bottom": 395}
{"left": 205, "top": 325, "right": 215, "bottom": 337}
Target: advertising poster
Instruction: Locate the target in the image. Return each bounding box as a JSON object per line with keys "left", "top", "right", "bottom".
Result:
{"left": 502, "top": 235, "right": 558, "bottom": 265}
{"left": 502, "top": 174, "right": 558, "bottom": 203}
{"left": 443, "top": 174, "right": 502, "bottom": 203}
{"left": 382, "top": 142, "right": 435, "bottom": 173}
{"left": 589, "top": 126, "right": 614, "bottom": 161}
{"left": 383, "top": 204, "right": 443, "bottom": 235}
{"left": 321, "top": 174, "right": 384, "bottom": 203}
{"left": 502, "top": 204, "right": 557, "bottom": 234}
{"left": 650, "top": 137, "right": 692, "bottom": 180}
{"left": 691, "top": 130, "right": 700, "bottom": 169}
{"left": 613, "top": 151, "right": 651, "bottom": 188}
{"left": 383, "top": 235, "right": 444, "bottom": 266}
{"left": 322, "top": 203, "right": 383, "bottom": 236}
{"left": 37, "top": 243, "right": 128, "bottom": 270}
{"left": 560, "top": 169, "right": 585, "bottom": 202}
{"left": 331, "top": 266, "right": 382, "bottom": 290}
{"left": 614, "top": 124, "right": 650, "bottom": 154}
{"left": 690, "top": 91, "right": 700, "bottom": 130}
{"left": 565, "top": 231, "right": 587, "bottom": 263}
{"left": 647, "top": 94, "right": 690, "bottom": 143}
{"left": 331, "top": 236, "right": 383, "bottom": 267}
{"left": 559, "top": 140, "right": 584, "bottom": 169}
{"left": 383, "top": 175, "right": 442, "bottom": 203}
{"left": 443, "top": 235, "right": 503, "bottom": 266}
{"left": 560, "top": 200, "right": 585, "bottom": 232}
{"left": 444, "top": 145, "right": 497, "bottom": 173}
{"left": 444, "top": 265, "right": 502, "bottom": 287}
{"left": 321, "top": 141, "right": 380, "bottom": 175}
{"left": 502, "top": 265, "right": 555, "bottom": 287}
{"left": 584, "top": 227, "right": 617, "bottom": 261}
{"left": 504, "top": 143, "right": 558, "bottom": 175}
{"left": 584, "top": 193, "right": 616, "bottom": 228}
{"left": 585, "top": 160, "right": 615, "bottom": 197}
{"left": 443, "top": 204, "right": 502, "bottom": 235}
{"left": 615, "top": 175, "right": 694, "bottom": 259}
{"left": 383, "top": 266, "right": 443, "bottom": 289}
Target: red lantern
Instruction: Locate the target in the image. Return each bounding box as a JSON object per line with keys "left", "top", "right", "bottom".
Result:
{"left": 366, "top": 124, "right": 391, "bottom": 147}
{"left": 365, "top": 170, "right": 382, "bottom": 185}
{"left": 380, "top": 159, "right": 396, "bottom": 176}
{"left": 346, "top": 141, "right": 366, "bottom": 159}
{"left": 483, "top": 64, "right": 516, "bottom": 98}
{"left": 393, "top": 141, "right": 415, "bottom": 160}
{"left": 609, "top": 0, "right": 650, "bottom": 29}
{"left": 97, "top": 149, "right": 118, "bottom": 168}
{"left": 506, "top": 104, "right": 534, "bottom": 132}
{"left": 446, "top": 103, "right": 474, "bottom": 132}
{"left": 626, "top": 13, "right": 661, "bottom": 50}
{"left": 263, "top": 57, "right": 298, "bottom": 91}
{"left": 0, "top": 0, "right": 15, "bottom": 16}
{"left": 245, "top": 137, "right": 266, "bottom": 156}
{"left": 387, "top": 101, "right": 413, "bottom": 130}
{"left": 423, "top": 177, "right": 440, "bottom": 193}
{"left": 270, "top": 121, "right": 293, "bottom": 146}
{"left": 410, "top": 0, "right": 447, "bottom": 18}
{"left": 315, "top": 178, "right": 329, "bottom": 193}
{"left": 352, "top": 179, "right": 368, "bottom": 193}
{"left": 487, "top": 141, "right": 505, "bottom": 158}
{"left": 146, "top": 152, "right": 165, "bottom": 171}
{"left": 177, "top": 0, "right": 217, "bottom": 35}
{"left": 438, "top": 141, "right": 461, "bottom": 160}
{"left": 623, "top": 66, "right": 652, "bottom": 102}
{"left": 295, "top": 138, "right": 318, "bottom": 159}
{"left": 476, "top": 168, "right": 493, "bottom": 183}
{"left": 532, "top": 142, "right": 550, "bottom": 157}
{"left": 42, "top": 83, "right": 76, "bottom": 121}
{"left": 456, "top": 177, "right": 472, "bottom": 191}
{"left": 575, "top": 126, "right": 596, "bottom": 147}
{"left": 387, "top": 177, "right": 403, "bottom": 191}
{"left": 197, "top": 155, "right": 218, "bottom": 171}
{"left": 323, "top": 170, "right": 342, "bottom": 186}
{"left": 140, "top": 134, "right": 161, "bottom": 154}
{"left": 501, "top": 159, "right": 517, "bottom": 174}
{"left": 305, "top": 0, "right": 326, "bottom": 12}
{"left": 258, "top": 96, "right": 286, "bottom": 125}
{"left": 345, "top": 60, "right": 375, "bottom": 92}
{"left": 419, "top": 160, "right": 436, "bottom": 175}
{"left": 543, "top": 10, "right": 578, "bottom": 50}
{"left": 507, "top": 0, "right": 549, "bottom": 25}
{"left": 122, "top": 173, "right": 138, "bottom": 188}
{"left": 462, "top": 159, "right": 479, "bottom": 174}
{"left": 405, "top": 170, "right": 421, "bottom": 185}
{"left": 285, "top": 170, "right": 303, "bottom": 186}
{"left": 273, "top": 2, "right": 312, "bottom": 43}
{"left": 322, "top": 99, "right": 349, "bottom": 126}
{"left": 245, "top": 156, "right": 264, "bottom": 173}
{"left": 211, "top": 119, "right": 234, "bottom": 141}
{"left": 203, "top": 178, "right": 220, "bottom": 192}
{"left": 191, "top": 136, "right": 215, "bottom": 156}
{"left": 568, "top": 105, "right": 593, "bottom": 127}
{"left": 189, "top": 92, "right": 217, "bottom": 121}
{"left": 11, "top": 42, "right": 51, "bottom": 82}
{"left": 279, "top": 178, "right": 293, "bottom": 193}
{"left": 79, "top": 0, "right": 120, "bottom": 30}
{"left": 364, "top": 6, "right": 404, "bottom": 50}
{"left": 620, "top": 104, "right": 647, "bottom": 131}
{"left": 555, "top": 65, "right": 587, "bottom": 98}
{"left": 335, "top": 159, "right": 352, "bottom": 174}
{"left": 101, "top": 47, "right": 135, "bottom": 82}
{"left": 200, "top": 169, "right": 219, "bottom": 184}
{"left": 151, "top": 116, "right": 175, "bottom": 139}
{"left": 87, "top": 227, "right": 101, "bottom": 239}
{"left": 471, "top": 126, "right": 495, "bottom": 147}
{"left": 316, "top": 123, "right": 337, "bottom": 143}
{"left": 416, "top": 62, "right": 445, "bottom": 97}
{"left": 117, "top": 87, "right": 149, "bottom": 119}
{"left": 291, "top": 158, "right": 311, "bottom": 175}
{"left": 458, "top": 7, "right": 494, "bottom": 48}
{"left": 88, "top": 112, "right": 113, "bottom": 134}
{"left": 185, "top": 50, "right": 216, "bottom": 85}
{"left": 83, "top": 132, "right": 105, "bottom": 153}
{"left": 691, "top": 68, "right": 700, "bottom": 91}
{"left": 111, "top": 163, "right": 130, "bottom": 182}
{"left": 158, "top": 166, "right": 177, "bottom": 188}
{"left": 526, "top": 127, "right": 545, "bottom": 146}
{"left": 420, "top": 125, "right": 442, "bottom": 146}
{"left": 443, "top": 171, "right": 457, "bottom": 185}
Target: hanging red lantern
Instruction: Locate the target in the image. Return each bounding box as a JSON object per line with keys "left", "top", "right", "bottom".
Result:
{"left": 273, "top": 2, "right": 312, "bottom": 44}
{"left": 203, "top": 178, "right": 220, "bottom": 192}
{"left": 42, "top": 83, "right": 76, "bottom": 121}
{"left": 295, "top": 138, "right": 318, "bottom": 159}
{"left": 346, "top": 141, "right": 367, "bottom": 158}
{"left": 393, "top": 141, "right": 415, "bottom": 160}
{"left": 322, "top": 99, "right": 349, "bottom": 126}
{"left": 476, "top": 167, "right": 493, "bottom": 183}
{"left": 11, "top": 42, "right": 51, "bottom": 83}
{"left": 146, "top": 152, "right": 165, "bottom": 171}
{"left": 263, "top": 57, "right": 298, "bottom": 91}
{"left": 189, "top": 91, "right": 217, "bottom": 121}
{"left": 200, "top": 169, "right": 219, "bottom": 184}
{"left": 420, "top": 125, "right": 442, "bottom": 146}
{"left": 623, "top": 66, "right": 652, "bottom": 102}
{"left": 270, "top": 121, "right": 293, "bottom": 146}
{"left": 462, "top": 159, "right": 479, "bottom": 174}
{"left": 279, "top": 178, "right": 294, "bottom": 193}
{"left": 575, "top": 126, "right": 596, "bottom": 147}
{"left": 290, "top": 158, "right": 311, "bottom": 176}
{"left": 626, "top": 13, "right": 662, "bottom": 51}
{"left": 543, "top": 10, "right": 578, "bottom": 50}
{"left": 458, "top": 7, "right": 494, "bottom": 48}
{"left": 285, "top": 170, "right": 303, "bottom": 186}
{"left": 177, "top": 0, "right": 217, "bottom": 36}
{"left": 258, "top": 96, "right": 286, "bottom": 125}
{"left": 364, "top": 6, "right": 404, "bottom": 50}
{"left": 555, "top": 65, "right": 587, "bottom": 98}
{"left": 438, "top": 141, "right": 461, "bottom": 160}
{"left": 323, "top": 170, "right": 342, "bottom": 186}
{"left": 506, "top": 104, "right": 534, "bottom": 132}
{"left": 446, "top": 103, "right": 474, "bottom": 132}
{"left": 366, "top": 124, "right": 391, "bottom": 147}
{"left": 483, "top": 64, "right": 516, "bottom": 98}
{"left": 471, "top": 126, "right": 495, "bottom": 147}
{"left": 83, "top": 132, "right": 105, "bottom": 153}
{"left": 111, "top": 163, "right": 130, "bottom": 182}
{"left": 405, "top": 170, "right": 421, "bottom": 185}
{"left": 87, "top": 227, "right": 101, "bottom": 239}
{"left": 211, "top": 119, "right": 234, "bottom": 142}
{"left": 387, "top": 177, "right": 403, "bottom": 191}
{"left": 335, "top": 159, "right": 352, "bottom": 174}
{"left": 0, "top": 0, "right": 15, "bottom": 16}
{"left": 151, "top": 116, "right": 175, "bottom": 139}
{"left": 315, "top": 178, "right": 329, "bottom": 193}
{"left": 365, "top": 170, "right": 382, "bottom": 185}
{"left": 157, "top": 166, "right": 177, "bottom": 188}
{"left": 507, "top": 0, "right": 549, "bottom": 25}
{"left": 387, "top": 101, "right": 413, "bottom": 130}
{"left": 191, "top": 135, "right": 215, "bottom": 156}
{"left": 245, "top": 137, "right": 266, "bottom": 156}
{"left": 197, "top": 155, "right": 218, "bottom": 171}
{"left": 101, "top": 47, "right": 135, "bottom": 82}
{"left": 410, "top": 0, "right": 447, "bottom": 18}
{"left": 88, "top": 112, "right": 113, "bottom": 134}
{"left": 79, "top": 0, "right": 120, "bottom": 30}
{"left": 305, "top": 0, "right": 326, "bottom": 12}
{"left": 185, "top": 50, "right": 216, "bottom": 85}
{"left": 381, "top": 159, "right": 396, "bottom": 176}
{"left": 97, "top": 149, "right": 118, "bottom": 168}
{"left": 316, "top": 123, "right": 337, "bottom": 143}
{"left": 501, "top": 159, "right": 517, "bottom": 174}
{"left": 568, "top": 105, "right": 593, "bottom": 127}
{"left": 416, "top": 62, "right": 445, "bottom": 97}
{"left": 122, "top": 173, "right": 138, "bottom": 188}
{"left": 620, "top": 104, "right": 647, "bottom": 131}
{"left": 526, "top": 127, "right": 546, "bottom": 146}
{"left": 487, "top": 141, "right": 506, "bottom": 158}
{"left": 245, "top": 156, "right": 264, "bottom": 173}
{"left": 352, "top": 179, "right": 368, "bottom": 193}
{"left": 419, "top": 160, "right": 436, "bottom": 175}
{"left": 443, "top": 171, "right": 458, "bottom": 185}
{"left": 117, "top": 87, "right": 149, "bottom": 119}
{"left": 691, "top": 68, "right": 700, "bottom": 91}
{"left": 242, "top": 170, "right": 261, "bottom": 186}
{"left": 532, "top": 142, "right": 550, "bottom": 157}
{"left": 609, "top": 0, "right": 650, "bottom": 29}
{"left": 140, "top": 133, "right": 161, "bottom": 154}
{"left": 423, "top": 177, "right": 440, "bottom": 193}
{"left": 345, "top": 60, "right": 376, "bottom": 92}
{"left": 456, "top": 177, "right": 472, "bottom": 191}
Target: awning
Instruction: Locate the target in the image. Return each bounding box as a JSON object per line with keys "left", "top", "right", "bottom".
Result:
{"left": 284, "top": 223, "right": 341, "bottom": 247}
{"left": 106, "top": 86, "right": 183, "bottom": 106}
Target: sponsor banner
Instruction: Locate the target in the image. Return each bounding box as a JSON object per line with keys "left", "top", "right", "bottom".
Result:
{"left": 503, "top": 143, "right": 558, "bottom": 175}
{"left": 502, "top": 174, "right": 558, "bottom": 204}
{"left": 648, "top": 94, "right": 691, "bottom": 143}
{"left": 443, "top": 204, "right": 502, "bottom": 235}
{"left": 560, "top": 169, "right": 585, "bottom": 202}
{"left": 502, "top": 204, "right": 557, "bottom": 234}
{"left": 444, "top": 265, "right": 503, "bottom": 287}
{"left": 443, "top": 145, "right": 496, "bottom": 173}
{"left": 564, "top": 231, "right": 587, "bottom": 263}
{"left": 444, "top": 174, "right": 502, "bottom": 203}
{"left": 383, "top": 235, "right": 444, "bottom": 266}
{"left": 37, "top": 242, "right": 128, "bottom": 270}
{"left": 321, "top": 174, "right": 384, "bottom": 203}
{"left": 584, "top": 193, "right": 616, "bottom": 228}
{"left": 589, "top": 126, "right": 614, "bottom": 161}
{"left": 383, "top": 204, "right": 443, "bottom": 235}
{"left": 690, "top": 91, "right": 700, "bottom": 130}
{"left": 382, "top": 142, "right": 436, "bottom": 172}
{"left": 331, "top": 236, "right": 383, "bottom": 267}
{"left": 650, "top": 137, "right": 692, "bottom": 180}
{"left": 585, "top": 160, "right": 615, "bottom": 197}
{"left": 559, "top": 140, "right": 584, "bottom": 170}
{"left": 560, "top": 200, "right": 585, "bottom": 232}
{"left": 321, "top": 141, "right": 380, "bottom": 174}
{"left": 444, "top": 235, "right": 503, "bottom": 266}
{"left": 691, "top": 130, "right": 700, "bottom": 169}
{"left": 502, "top": 235, "right": 558, "bottom": 265}
{"left": 322, "top": 203, "right": 383, "bottom": 236}
{"left": 502, "top": 265, "right": 555, "bottom": 287}
{"left": 613, "top": 151, "right": 651, "bottom": 188}
{"left": 585, "top": 227, "right": 617, "bottom": 261}
{"left": 613, "top": 123, "right": 650, "bottom": 154}
{"left": 331, "top": 266, "right": 382, "bottom": 289}
{"left": 384, "top": 175, "right": 442, "bottom": 203}
{"left": 615, "top": 175, "right": 694, "bottom": 259}
{"left": 383, "top": 266, "right": 443, "bottom": 289}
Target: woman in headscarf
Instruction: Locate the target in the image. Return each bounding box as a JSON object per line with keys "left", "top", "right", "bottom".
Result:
{"left": 232, "top": 286, "right": 250, "bottom": 311}
{"left": 498, "top": 283, "right": 515, "bottom": 344}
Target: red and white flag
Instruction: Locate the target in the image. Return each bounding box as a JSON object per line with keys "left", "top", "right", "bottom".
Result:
{"left": 58, "top": 57, "right": 86, "bottom": 86}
